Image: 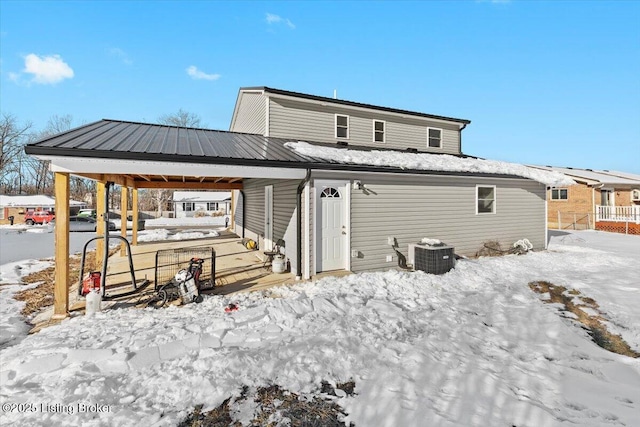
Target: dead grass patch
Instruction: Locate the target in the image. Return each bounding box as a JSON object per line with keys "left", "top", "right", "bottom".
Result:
{"left": 529, "top": 281, "right": 639, "bottom": 358}
{"left": 13, "top": 249, "right": 116, "bottom": 318}
{"left": 179, "top": 381, "right": 356, "bottom": 427}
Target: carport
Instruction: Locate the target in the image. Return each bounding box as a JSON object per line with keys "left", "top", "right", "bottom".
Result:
{"left": 25, "top": 119, "right": 310, "bottom": 319}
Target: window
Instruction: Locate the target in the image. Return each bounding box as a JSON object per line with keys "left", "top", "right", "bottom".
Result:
{"left": 373, "top": 120, "right": 385, "bottom": 143}
{"left": 551, "top": 188, "right": 568, "bottom": 200}
{"left": 427, "top": 128, "right": 442, "bottom": 148}
{"left": 336, "top": 115, "right": 349, "bottom": 139}
{"left": 182, "top": 202, "right": 195, "bottom": 211}
{"left": 207, "top": 202, "right": 219, "bottom": 211}
{"left": 476, "top": 185, "right": 496, "bottom": 214}
{"left": 321, "top": 187, "right": 341, "bottom": 198}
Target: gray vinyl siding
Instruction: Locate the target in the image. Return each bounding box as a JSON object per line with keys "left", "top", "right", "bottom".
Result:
{"left": 230, "top": 92, "right": 266, "bottom": 135}
{"left": 268, "top": 98, "right": 461, "bottom": 154}
{"left": 241, "top": 178, "right": 299, "bottom": 273}
{"left": 348, "top": 175, "right": 546, "bottom": 273}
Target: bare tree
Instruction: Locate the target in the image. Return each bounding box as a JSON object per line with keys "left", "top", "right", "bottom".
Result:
{"left": 0, "top": 113, "right": 33, "bottom": 193}
{"left": 158, "top": 108, "right": 202, "bottom": 127}
{"left": 148, "top": 109, "right": 204, "bottom": 216}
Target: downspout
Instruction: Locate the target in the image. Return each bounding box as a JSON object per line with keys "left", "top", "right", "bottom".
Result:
{"left": 459, "top": 123, "right": 468, "bottom": 152}
{"left": 240, "top": 190, "right": 246, "bottom": 239}
{"left": 296, "top": 169, "right": 312, "bottom": 279}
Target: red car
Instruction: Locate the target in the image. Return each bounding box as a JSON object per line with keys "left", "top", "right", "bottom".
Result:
{"left": 24, "top": 211, "right": 55, "bottom": 225}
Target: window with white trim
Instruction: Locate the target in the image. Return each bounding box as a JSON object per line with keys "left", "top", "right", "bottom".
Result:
{"left": 182, "top": 202, "right": 195, "bottom": 212}
{"left": 207, "top": 202, "right": 219, "bottom": 211}
{"left": 427, "top": 127, "right": 442, "bottom": 148}
{"left": 373, "top": 120, "right": 385, "bottom": 143}
{"left": 476, "top": 185, "right": 496, "bottom": 214}
{"left": 336, "top": 115, "right": 349, "bottom": 139}
{"left": 551, "top": 188, "right": 568, "bottom": 200}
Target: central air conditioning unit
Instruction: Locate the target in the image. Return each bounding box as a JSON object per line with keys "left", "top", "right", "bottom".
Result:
{"left": 409, "top": 243, "right": 455, "bottom": 275}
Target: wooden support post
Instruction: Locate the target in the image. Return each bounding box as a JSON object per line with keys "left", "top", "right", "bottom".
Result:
{"left": 120, "top": 186, "right": 128, "bottom": 256}
{"left": 132, "top": 188, "right": 139, "bottom": 246}
{"left": 53, "top": 172, "right": 70, "bottom": 319}
{"left": 96, "top": 181, "right": 106, "bottom": 263}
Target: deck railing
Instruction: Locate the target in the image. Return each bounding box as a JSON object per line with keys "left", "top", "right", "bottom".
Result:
{"left": 595, "top": 205, "right": 640, "bottom": 223}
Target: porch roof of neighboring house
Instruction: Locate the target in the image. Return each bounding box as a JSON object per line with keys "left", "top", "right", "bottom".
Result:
{"left": 529, "top": 165, "right": 640, "bottom": 187}
{"left": 173, "top": 191, "right": 231, "bottom": 203}
{"left": 25, "top": 119, "right": 548, "bottom": 184}
{"left": 237, "top": 86, "right": 472, "bottom": 126}
{"left": 0, "top": 195, "right": 85, "bottom": 208}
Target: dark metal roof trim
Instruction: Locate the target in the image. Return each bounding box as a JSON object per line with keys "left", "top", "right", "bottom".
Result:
{"left": 241, "top": 86, "right": 472, "bottom": 125}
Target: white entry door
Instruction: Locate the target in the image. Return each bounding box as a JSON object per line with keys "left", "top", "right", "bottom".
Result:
{"left": 317, "top": 184, "right": 346, "bottom": 271}
{"left": 264, "top": 185, "right": 273, "bottom": 250}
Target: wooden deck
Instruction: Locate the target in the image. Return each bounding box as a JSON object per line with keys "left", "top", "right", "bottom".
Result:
{"left": 29, "top": 231, "right": 351, "bottom": 333}
{"left": 65, "top": 230, "right": 351, "bottom": 310}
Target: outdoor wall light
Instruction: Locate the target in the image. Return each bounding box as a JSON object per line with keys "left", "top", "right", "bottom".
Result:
{"left": 353, "top": 180, "right": 363, "bottom": 190}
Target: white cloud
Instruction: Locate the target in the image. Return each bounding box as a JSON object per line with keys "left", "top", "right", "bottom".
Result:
{"left": 266, "top": 13, "right": 295, "bottom": 29}
{"left": 186, "top": 65, "right": 220, "bottom": 81}
{"left": 108, "top": 47, "right": 133, "bottom": 65}
{"left": 22, "top": 54, "right": 74, "bottom": 84}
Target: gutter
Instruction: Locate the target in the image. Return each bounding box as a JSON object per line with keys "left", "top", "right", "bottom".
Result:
{"left": 296, "top": 169, "right": 312, "bottom": 279}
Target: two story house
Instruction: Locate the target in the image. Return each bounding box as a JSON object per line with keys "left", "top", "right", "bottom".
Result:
{"left": 227, "top": 87, "right": 568, "bottom": 277}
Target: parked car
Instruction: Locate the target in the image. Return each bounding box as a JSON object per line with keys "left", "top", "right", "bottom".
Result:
{"left": 24, "top": 211, "right": 55, "bottom": 225}
{"left": 77, "top": 209, "right": 97, "bottom": 218}
{"left": 51, "top": 216, "right": 117, "bottom": 232}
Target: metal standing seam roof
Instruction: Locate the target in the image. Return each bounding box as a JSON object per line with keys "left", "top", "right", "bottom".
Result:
{"left": 241, "top": 86, "right": 472, "bottom": 125}
{"left": 25, "top": 119, "right": 509, "bottom": 179}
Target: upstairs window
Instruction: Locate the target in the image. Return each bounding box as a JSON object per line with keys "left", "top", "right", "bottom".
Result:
{"left": 373, "top": 120, "right": 385, "bottom": 143}
{"left": 427, "top": 127, "right": 442, "bottom": 148}
{"left": 476, "top": 185, "right": 496, "bottom": 214}
{"left": 182, "top": 202, "right": 195, "bottom": 212}
{"left": 336, "top": 114, "right": 349, "bottom": 139}
{"left": 551, "top": 189, "right": 568, "bottom": 200}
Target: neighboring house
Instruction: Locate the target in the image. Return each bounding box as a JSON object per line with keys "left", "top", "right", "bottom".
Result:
{"left": 24, "top": 86, "right": 570, "bottom": 284}
{"left": 173, "top": 191, "right": 231, "bottom": 218}
{"left": 0, "top": 195, "right": 86, "bottom": 225}
{"left": 529, "top": 166, "right": 640, "bottom": 234}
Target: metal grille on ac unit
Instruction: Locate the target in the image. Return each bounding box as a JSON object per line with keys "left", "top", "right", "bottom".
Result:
{"left": 413, "top": 245, "right": 455, "bottom": 275}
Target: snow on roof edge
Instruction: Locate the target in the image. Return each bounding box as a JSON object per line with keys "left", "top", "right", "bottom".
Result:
{"left": 285, "top": 142, "right": 575, "bottom": 187}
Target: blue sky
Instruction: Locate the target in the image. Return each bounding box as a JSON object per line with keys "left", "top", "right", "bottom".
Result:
{"left": 1, "top": 1, "right": 639, "bottom": 173}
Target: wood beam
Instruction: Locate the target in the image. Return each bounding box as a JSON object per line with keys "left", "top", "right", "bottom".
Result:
{"left": 132, "top": 189, "right": 139, "bottom": 246}
{"left": 120, "top": 186, "right": 128, "bottom": 256}
{"left": 229, "top": 178, "right": 242, "bottom": 183}
{"left": 96, "top": 181, "right": 106, "bottom": 263}
{"left": 137, "top": 174, "right": 152, "bottom": 182}
{"left": 53, "top": 172, "right": 70, "bottom": 319}
{"left": 74, "top": 173, "right": 134, "bottom": 188}
{"left": 134, "top": 182, "right": 243, "bottom": 190}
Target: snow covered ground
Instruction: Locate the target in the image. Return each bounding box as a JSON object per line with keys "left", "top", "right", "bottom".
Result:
{"left": 0, "top": 216, "right": 226, "bottom": 265}
{"left": 0, "top": 230, "right": 639, "bottom": 426}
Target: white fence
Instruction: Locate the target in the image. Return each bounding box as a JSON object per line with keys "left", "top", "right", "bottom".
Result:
{"left": 595, "top": 205, "right": 640, "bottom": 223}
